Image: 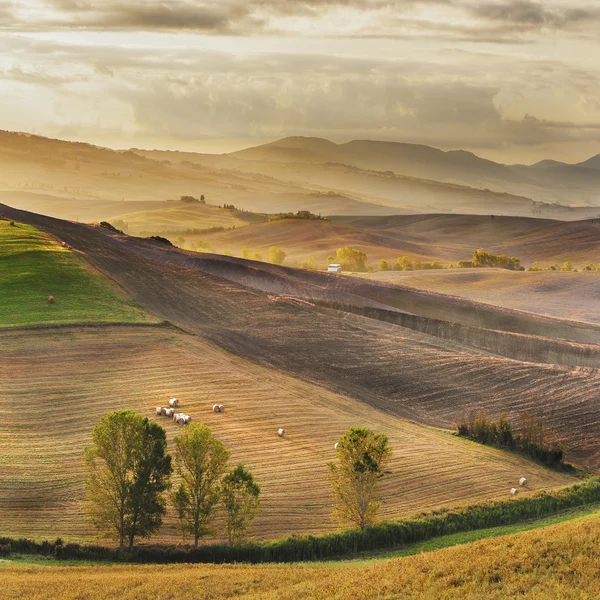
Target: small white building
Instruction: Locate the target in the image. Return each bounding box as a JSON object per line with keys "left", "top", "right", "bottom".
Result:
{"left": 328, "top": 263, "right": 342, "bottom": 273}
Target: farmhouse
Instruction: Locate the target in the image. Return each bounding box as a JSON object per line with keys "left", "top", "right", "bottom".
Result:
{"left": 328, "top": 263, "right": 342, "bottom": 273}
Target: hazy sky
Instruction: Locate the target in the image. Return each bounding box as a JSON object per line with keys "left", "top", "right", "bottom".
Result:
{"left": 1, "top": 0, "right": 600, "bottom": 163}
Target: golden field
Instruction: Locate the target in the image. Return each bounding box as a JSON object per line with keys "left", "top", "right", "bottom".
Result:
{"left": 2, "top": 514, "right": 600, "bottom": 599}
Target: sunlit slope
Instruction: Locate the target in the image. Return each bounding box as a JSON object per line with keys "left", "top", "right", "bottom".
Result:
{"left": 0, "top": 219, "right": 153, "bottom": 327}
{"left": 109, "top": 203, "right": 262, "bottom": 235}
{"left": 0, "top": 325, "right": 573, "bottom": 543}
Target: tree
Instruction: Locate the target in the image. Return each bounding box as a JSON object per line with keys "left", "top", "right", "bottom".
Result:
{"left": 221, "top": 465, "right": 261, "bottom": 545}
{"left": 327, "top": 427, "right": 392, "bottom": 530}
{"left": 301, "top": 256, "right": 317, "bottom": 270}
{"left": 269, "top": 246, "right": 287, "bottom": 265}
{"left": 241, "top": 246, "right": 250, "bottom": 259}
{"left": 172, "top": 423, "right": 230, "bottom": 547}
{"left": 378, "top": 259, "right": 391, "bottom": 272}
{"left": 394, "top": 256, "right": 412, "bottom": 271}
{"left": 84, "top": 411, "right": 172, "bottom": 551}
{"left": 335, "top": 247, "right": 367, "bottom": 272}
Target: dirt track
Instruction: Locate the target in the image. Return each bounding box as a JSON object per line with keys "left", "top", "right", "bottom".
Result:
{"left": 3, "top": 203, "right": 600, "bottom": 468}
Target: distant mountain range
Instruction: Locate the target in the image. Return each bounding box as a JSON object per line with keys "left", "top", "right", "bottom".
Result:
{"left": 1, "top": 130, "right": 600, "bottom": 221}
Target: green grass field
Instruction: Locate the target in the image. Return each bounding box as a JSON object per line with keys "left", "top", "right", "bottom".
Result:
{"left": 0, "top": 220, "right": 155, "bottom": 327}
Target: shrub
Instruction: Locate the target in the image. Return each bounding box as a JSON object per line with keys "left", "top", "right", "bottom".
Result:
{"left": 456, "top": 411, "right": 570, "bottom": 470}
{"left": 336, "top": 248, "right": 367, "bottom": 272}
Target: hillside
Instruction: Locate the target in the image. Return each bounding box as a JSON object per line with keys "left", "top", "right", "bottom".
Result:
{"left": 202, "top": 213, "right": 600, "bottom": 267}
{"left": 4, "top": 512, "right": 600, "bottom": 598}
{"left": 0, "top": 218, "right": 153, "bottom": 327}
{"left": 3, "top": 324, "right": 570, "bottom": 543}
{"left": 4, "top": 203, "right": 600, "bottom": 476}
{"left": 0, "top": 130, "right": 552, "bottom": 220}
{"left": 231, "top": 136, "right": 600, "bottom": 208}
{"left": 363, "top": 269, "right": 600, "bottom": 326}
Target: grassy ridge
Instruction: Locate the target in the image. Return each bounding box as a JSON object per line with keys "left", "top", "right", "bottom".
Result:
{"left": 2, "top": 478, "right": 598, "bottom": 564}
{"left": 0, "top": 220, "right": 154, "bottom": 327}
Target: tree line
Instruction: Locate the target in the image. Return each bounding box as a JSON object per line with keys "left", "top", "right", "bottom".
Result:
{"left": 85, "top": 411, "right": 260, "bottom": 550}
{"left": 85, "top": 414, "right": 392, "bottom": 550}
{"left": 5, "top": 478, "right": 599, "bottom": 563}
{"left": 456, "top": 411, "right": 570, "bottom": 470}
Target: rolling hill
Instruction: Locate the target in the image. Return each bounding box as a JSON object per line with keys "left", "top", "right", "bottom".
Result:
{"left": 4, "top": 202, "right": 600, "bottom": 488}
{"left": 1, "top": 212, "right": 578, "bottom": 544}
{"left": 0, "top": 130, "right": 557, "bottom": 221}
{"left": 199, "top": 213, "right": 600, "bottom": 268}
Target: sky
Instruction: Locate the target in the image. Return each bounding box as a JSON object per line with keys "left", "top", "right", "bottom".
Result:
{"left": 1, "top": 0, "right": 600, "bottom": 163}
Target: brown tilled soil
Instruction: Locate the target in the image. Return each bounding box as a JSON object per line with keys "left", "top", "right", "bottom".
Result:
{"left": 3, "top": 203, "right": 600, "bottom": 474}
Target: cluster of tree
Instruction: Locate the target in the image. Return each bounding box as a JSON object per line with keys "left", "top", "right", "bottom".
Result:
{"left": 529, "top": 261, "right": 600, "bottom": 272}
{"left": 180, "top": 195, "right": 206, "bottom": 204}
{"left": 269, "top": 246, "right": 287, "bottom": 265}
{"left": 457, "top": 250, "right": 522, "bottom": 271}
{"left": 241, "top": 247, "right": 263, "bottom": 261}
{"left": 379, "top": 257, "right": 444, "bottom": 272}
{"left": 331, "top": 247, "right": 368, "bottom": 272}
{"left": 269, "top": 210, "right": 327, "bottom": 222}
{"left": 301, "top": 256, "right": 317, "bottom": 270}
{"left": 222, "top": 204, "right": 236, "bottom": 210}
{"left": 456, "top": 411, "right": 569, "bottom": 470}
{"left": 85, "top": 411, "right": 260, "bottom": 550}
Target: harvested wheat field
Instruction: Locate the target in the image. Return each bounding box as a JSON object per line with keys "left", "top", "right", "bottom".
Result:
{"left": 3, "top": 515, "right": 600, "bottom": 599}
{"left": 0, "top": 324, "right": 573, "bottom": 543}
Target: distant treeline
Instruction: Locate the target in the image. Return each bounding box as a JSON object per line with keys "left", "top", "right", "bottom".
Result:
{"left": 379, "top": 250, "right": 522, "bottom": 272}
{"left": 269, "top": 210, "right": 328, "bottom": 222}
{"left": 457, "top": 412, "right": 570, "bottom": 471}
{"left": 2, "top": 478, "right": 599, "bottom": 564}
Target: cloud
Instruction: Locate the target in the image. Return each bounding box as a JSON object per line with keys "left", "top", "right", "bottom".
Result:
{"left": 469, "top": 1, "right": 593, "bottom": 28}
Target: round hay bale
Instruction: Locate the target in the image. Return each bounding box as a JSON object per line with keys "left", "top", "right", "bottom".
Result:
{"left": 278, "top": 428, "right": 285, "bottom": 437}
{"left": 519, "top": 477, "right": 527, "bottom": 487}
{"left": 510, "top": 488, "right": 518, "bottom": 496}
{"left": 334, "top": 442, "right": 339, "bottom": 449}
{"left": 218, "top": 404, "right": 224, "bottom": 413}
{"left": 9, "top": 221, "right": 15, "bottom": 226}
{"left": 48, "top": 296, "right": 55, "bottom": 304}
{"left": 213, "top": 404, "right": 220, "bottom": 413}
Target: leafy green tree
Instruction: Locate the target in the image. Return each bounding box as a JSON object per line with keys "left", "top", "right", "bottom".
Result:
{"left": 241, "top": 247, "right": 250, "bottom": 259}
{"left": 269, "top": 246, "right": 287, "bottom": 265}
{"left": 221, "top": 465, "right": 261, "bottom": 545}
{"left": 327, "top": 427, "right": 392, "bottom": 530}
{"left": 378, "top": 259, "right": 391, "bottom": 272}
{"left": 172, "top": 424, "right": 230, "bottom": 547}
{"left": 335, "top": 247, "right": 367, "bottom": 272}
{"left": 84, "top": 411, "right": 172, "bottom": 551}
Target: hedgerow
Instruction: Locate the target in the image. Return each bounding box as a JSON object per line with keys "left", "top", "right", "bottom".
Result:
{"left": 2, "top": 478, "right": 598, "bottom": 564}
